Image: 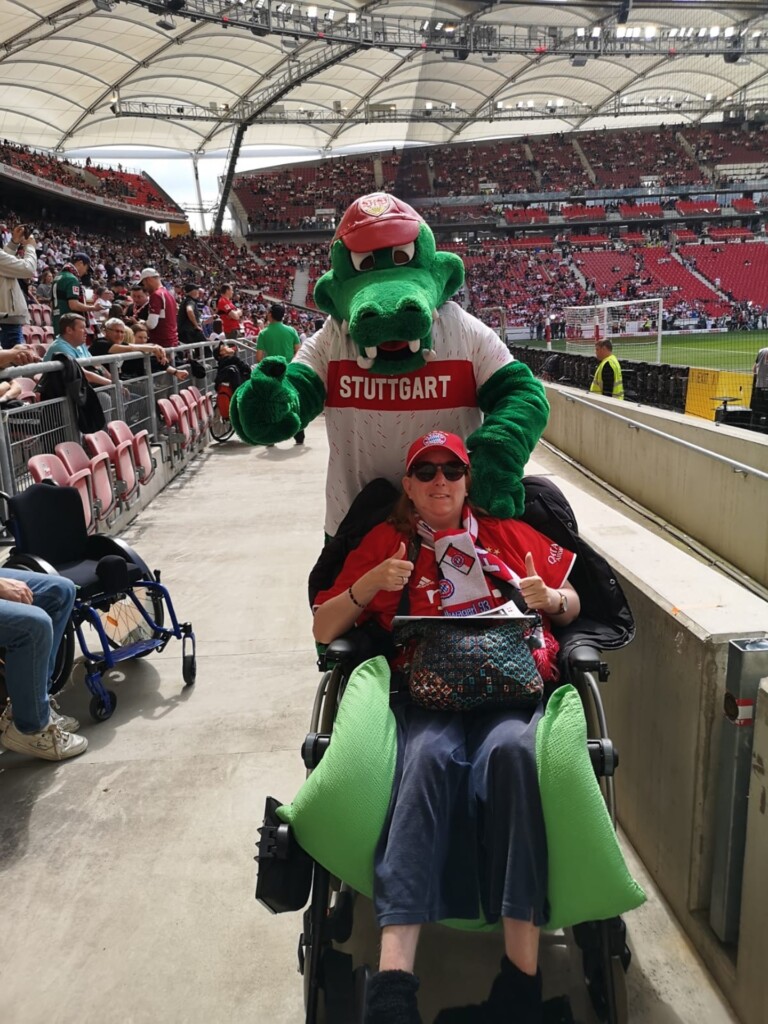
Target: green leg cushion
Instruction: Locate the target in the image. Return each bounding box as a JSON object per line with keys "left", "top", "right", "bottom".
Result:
{"left": 276, "top": 656, "right": 645, "bottom": 928}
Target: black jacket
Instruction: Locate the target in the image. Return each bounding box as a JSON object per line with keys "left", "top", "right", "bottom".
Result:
{"left": 37, "top": 354, "right": 106, "bottom": 434}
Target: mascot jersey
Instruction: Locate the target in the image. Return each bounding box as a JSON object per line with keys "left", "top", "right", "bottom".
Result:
{"left": 296, "top": 301, "right": 511, "bottom": 535}
{"left": 229, "top": 193, "right": 549, "bottom": 535}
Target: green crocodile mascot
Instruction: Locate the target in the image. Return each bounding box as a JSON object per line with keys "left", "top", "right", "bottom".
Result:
{"left": 230, "top": 193, "right": 549, "bottom": 535}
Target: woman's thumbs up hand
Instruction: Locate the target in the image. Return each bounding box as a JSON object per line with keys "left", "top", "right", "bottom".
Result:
{"left": 519, "top": 551, "right": 555, "bottom": 612}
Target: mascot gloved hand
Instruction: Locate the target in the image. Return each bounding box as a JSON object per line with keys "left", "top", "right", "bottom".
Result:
{"left": 230, "top": 193, "right": 549, "bottom": 535}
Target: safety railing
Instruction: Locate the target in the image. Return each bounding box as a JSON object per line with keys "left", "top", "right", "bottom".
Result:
{"left": 0, "top": 341, "right": 226, "bottom": 497}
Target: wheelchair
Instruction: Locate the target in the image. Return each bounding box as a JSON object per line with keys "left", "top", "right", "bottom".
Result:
{"left": 254, "top": 477, "right": 636, "bottom": 1024}
{"left": 1, "top": 482, "right": 196, "bottom": 722}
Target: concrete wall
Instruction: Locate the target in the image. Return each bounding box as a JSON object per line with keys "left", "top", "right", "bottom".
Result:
{"left": 553, "top": 465, "right": 768, "bottom": 1024}
{"left": 543, "top": 385, "right": 768, "bottom": 589}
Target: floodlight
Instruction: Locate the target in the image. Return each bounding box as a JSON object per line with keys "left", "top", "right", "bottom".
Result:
{"left": 156, "top": 14, "right": 176, "bottom": 29}
{"left": 570, "top": 55, "right": 588, "bottom": 67}
{"left": 93, "top": 0, "right": 115, "bottom": 10}
{"left": 617, "top": 0, "right": 631, "bottom": 26}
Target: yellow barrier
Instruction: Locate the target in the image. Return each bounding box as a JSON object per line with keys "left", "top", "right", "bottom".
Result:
{"left": 685, "top": 367, "right": 753, "bottom": 421}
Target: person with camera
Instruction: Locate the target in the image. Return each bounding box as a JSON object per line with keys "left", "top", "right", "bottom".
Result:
{"left": 0, "top": 224, "right": 37, "bottom": 349}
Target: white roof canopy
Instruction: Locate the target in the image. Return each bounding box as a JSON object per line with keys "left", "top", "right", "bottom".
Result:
{"left": 1, "top": 1, "right": 768, "bottom": 157}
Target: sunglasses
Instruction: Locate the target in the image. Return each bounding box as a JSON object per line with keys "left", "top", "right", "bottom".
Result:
{"left": 408, "top": 461, "right": 468, "bottom": 482}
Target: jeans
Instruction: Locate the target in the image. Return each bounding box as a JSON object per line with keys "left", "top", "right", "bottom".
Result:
{"left": 0, "top": 323, "right": 23, "bottom": 349}
{"left": 0, "top": 569, "right": 77, "bottom": 733}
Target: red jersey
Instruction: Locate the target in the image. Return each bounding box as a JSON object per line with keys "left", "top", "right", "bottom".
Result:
{"left": 148, "top": 287, "right": 179, "bottom": 348}
{"left": 216, "top": 296, "right": 240, "bottom": 334}
{"left": 314, "top": 518, "right": 575, "bottom": 632}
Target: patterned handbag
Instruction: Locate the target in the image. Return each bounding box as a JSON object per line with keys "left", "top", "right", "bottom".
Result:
{"left": 393, "top": 617, "right": 544, "bottom": 712}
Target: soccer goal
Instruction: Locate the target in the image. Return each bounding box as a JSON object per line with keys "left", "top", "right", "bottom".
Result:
{"left": 565, "top": 298, "right": 663, "bottom": 364}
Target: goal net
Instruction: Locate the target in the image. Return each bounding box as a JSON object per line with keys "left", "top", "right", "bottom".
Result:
{"left": 565, "top": 298, "right": 663, "bottom": 363}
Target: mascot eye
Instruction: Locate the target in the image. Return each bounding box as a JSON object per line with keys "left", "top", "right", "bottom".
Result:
{"left": 392, "top": 243, "right": 415, "bottom": 266}
{"left": 351, "top": 251, "right": 376, "bottom": 272}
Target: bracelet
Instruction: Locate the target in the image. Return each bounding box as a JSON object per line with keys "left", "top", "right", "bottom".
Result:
{"left": 348, "top": 586, "right": 367, "bottom": 610}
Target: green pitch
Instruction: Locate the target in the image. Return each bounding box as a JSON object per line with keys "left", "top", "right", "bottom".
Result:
{"left": 529, "top": 331, "right": 766, "bottom": 373}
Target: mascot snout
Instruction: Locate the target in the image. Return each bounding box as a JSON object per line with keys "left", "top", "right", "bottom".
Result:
{"left": 348, "top": 287, "right": 434, "bottom": 349}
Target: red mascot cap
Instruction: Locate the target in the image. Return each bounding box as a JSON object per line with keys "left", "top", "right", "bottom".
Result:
{"left": 332, "top": 193, "right": 424, "bottom": 253}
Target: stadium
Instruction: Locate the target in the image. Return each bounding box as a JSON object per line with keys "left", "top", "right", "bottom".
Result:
{"left": 0, "top": 1, "right": 766, "bottom": 1023}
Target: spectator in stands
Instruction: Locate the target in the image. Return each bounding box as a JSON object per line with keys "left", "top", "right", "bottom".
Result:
{"left": 751, "top": 346, "right": 768, "bottom": 430}
{"left": 46, "top": 313, "right": 112, "bottom": 389}
{"left": 216, "top": 284, "right": 242, "bottom": 339}
{"left": 0, "top": 568, "right": 86, "bottom": 761}
{"left": 124, "top": 284, "right": 149, "bottom": 327}
{"left": 0, "top": 224, "right": 36, "bottom": 349}
{"left": 141, "top": 267, "right": 179, "bottom": 349}
{"left": 177, "top": 283, "right": 206, "bottom": 346}
{"left": 92, "top": 317, "right": 167, "bottom": 364}
{"left": 35, "top": 268, "right": 54, "bottom": 303}
{"left": 257, "top": 303, "right": 304, "bottom": 446}
{"left": 590, "top": 339, "right": 624, "bottom": 400}
{"left": 52, "top": 252, "right": 97, "bottom": 334}
{"left": 128, "top": 323, "right": 188, "bottom": 383}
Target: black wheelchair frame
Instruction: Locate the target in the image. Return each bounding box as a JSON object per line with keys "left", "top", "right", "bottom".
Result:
{"left": 1, "top": 482, "right": 196, "bottom": 721}
{"left": 255, "top": 481, "right": 638, "bottom": 1024}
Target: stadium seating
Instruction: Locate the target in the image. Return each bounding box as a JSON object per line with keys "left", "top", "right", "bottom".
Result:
{"left": 27, "top": 453, "right": 95, "bottom": 533}
{"left": 680, "top": 242, "right": 768, "bottom": 307}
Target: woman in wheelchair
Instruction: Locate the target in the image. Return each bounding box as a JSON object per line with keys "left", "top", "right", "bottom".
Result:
{"left": 313, "top": 431, "right": 580, "bottom": 1024}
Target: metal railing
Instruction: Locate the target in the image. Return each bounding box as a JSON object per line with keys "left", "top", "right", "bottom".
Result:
{"left": 0, "top": 341, "right": 227, "bottom": 497}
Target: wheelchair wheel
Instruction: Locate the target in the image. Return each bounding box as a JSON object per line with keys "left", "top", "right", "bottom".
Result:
{"left": 90, "top": 689, "right": 117, "bottom": 722}
{"left": 182, "top": 653, "right": 196, "bottom": 686}
{"left": 210, "top": 408, "right": 234, "bottom": 443}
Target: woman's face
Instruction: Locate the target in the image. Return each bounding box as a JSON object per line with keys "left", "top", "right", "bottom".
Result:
{"left": 402, "top": 451, "right": 468, "bottom": 531}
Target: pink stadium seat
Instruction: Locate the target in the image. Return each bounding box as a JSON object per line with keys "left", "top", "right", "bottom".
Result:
{"left": 83, "top": 429, "right": 139, "bottom": 505}
{"left": 56, "top": 441, "right": 117, "bottom": 526}
{"left": 108, "top": 419, "right": 156, "bottom": 485}
{"left": 157, "top": 396, "right": 191, "bottom": 453}
{"left": 28, "top": 305, "right": 44, "bottom": 327}
{"left": 178, "top": 389, "right": 202, "bottom": 442}
{"left": 27, "top": 454, "right": 95, "bottom": 533}
{"left": 168, "top": 394, "right": 194, "bottom": 447}
{"left": 188, "top": 385, "right": 211, "bottom": 430}
{"left": 41, "top": 305, "right": 52, "bottom": 327}
{"left": 16, "top": 378, "right": 39, "bottom": 403}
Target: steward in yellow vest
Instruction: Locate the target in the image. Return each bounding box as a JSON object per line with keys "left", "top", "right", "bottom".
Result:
{"left": 590, "top": 340, "right": 624, "bottom": 400}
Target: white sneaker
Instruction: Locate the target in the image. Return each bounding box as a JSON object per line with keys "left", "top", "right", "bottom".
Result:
{"left": 0, "top": 698, "right": 79, "bottom": 735}
{"left": 1, "top": 721, "right": 88, "bottom": 761}
{"left": 49, "top": 697, "right": 80, "bottom": 733}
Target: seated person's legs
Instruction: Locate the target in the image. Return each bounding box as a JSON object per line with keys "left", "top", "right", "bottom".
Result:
{"left": 0, "top": 570, "right": 86, "bottom": 761}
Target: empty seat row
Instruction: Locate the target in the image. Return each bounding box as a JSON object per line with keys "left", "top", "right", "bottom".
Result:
{"left": 27, "top": 422, "right": 158, "bottom": 533}
{"left": 156, "top": 387, "right": 213, "bottom": 456}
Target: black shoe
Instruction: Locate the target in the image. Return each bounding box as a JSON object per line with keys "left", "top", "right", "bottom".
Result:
{"left": 434, "top": 958, "right": 542, "bottom": 1024}
{"left": 366, "top": 970, "right": 422, "bottom": 1024}
{"left": 294, "top": 431, "right": 305, "bottom": 445}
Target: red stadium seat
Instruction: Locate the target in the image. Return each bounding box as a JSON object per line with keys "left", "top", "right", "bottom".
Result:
{"left": 83, "top": 429, "right": 139, "bottom": 505}
{"left": 169, "top": 394, "right": 195, "bottom": 446}
{"left": 157, "top": 396, "right": 191, "bottom": 455}
{"left": 178, "top": 389, "right": 203, "bottom": 442}
{"left": 108, "top": 419, "right": 156, "bottom": 486}
{"left": 56, "top": 440, "right": 117, "bottom": 526}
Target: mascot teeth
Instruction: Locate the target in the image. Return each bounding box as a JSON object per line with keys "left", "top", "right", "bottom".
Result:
{"left": 341, "top": 320, "right": 350, "bottom": 340}
{"left": 432, "top": 309, "right": 439, "bottom": 322}
{"left": 423, "top": 350, "right": 437, "bottom": 362}
{"left": 365, "top": 346, "right": 378, "bottom": 359}
{"left": 357, "top": 356, "right": 376, "bottom": 369}
{"left": 408, "top": 340, "right": 421, "bottom": 353}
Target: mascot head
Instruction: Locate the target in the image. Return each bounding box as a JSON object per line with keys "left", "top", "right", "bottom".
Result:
{"left": 313, "top": 193, "right": 465, "bottom": 374}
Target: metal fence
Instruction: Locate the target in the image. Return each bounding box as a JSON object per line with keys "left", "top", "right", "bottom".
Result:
{"left": 0, "top": 342, "right": 224, "bottom": 497}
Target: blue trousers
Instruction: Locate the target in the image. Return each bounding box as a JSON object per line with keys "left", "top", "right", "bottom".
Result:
{"left": 374, "top": 702, "right": 549, "bottom": 928}
{"left": 0, "top": 323, "right": 24, "bottom": 349}
{"left": 0, "top": 569, "right": 76, "bottom": 732}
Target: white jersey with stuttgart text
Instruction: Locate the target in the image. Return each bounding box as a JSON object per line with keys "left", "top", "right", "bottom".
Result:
{"left": 294, "top": 301, "right": 513, "bottom": 535}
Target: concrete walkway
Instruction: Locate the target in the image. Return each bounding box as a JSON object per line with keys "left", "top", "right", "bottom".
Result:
{"left": 0, "top": 422, "right": 740, "bottom": 1023}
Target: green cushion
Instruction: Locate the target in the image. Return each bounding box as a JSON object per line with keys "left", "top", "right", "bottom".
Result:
{"left": 277, "top": 656, "right": 396, "bottom": 898}
{"left": 277, "top": 657, "right": 645, "bottom": 929}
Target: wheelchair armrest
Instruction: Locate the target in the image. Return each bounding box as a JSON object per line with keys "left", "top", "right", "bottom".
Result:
{"left": 567, "top": 644, "right": 603, "bottom": 675}
{"left": 318, "top": 626, "right": 394, "bottom": 672}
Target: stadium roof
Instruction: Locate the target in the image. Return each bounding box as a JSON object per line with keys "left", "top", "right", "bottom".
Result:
{"left": 2, "top": 0, "right": 768, "bottom": 157}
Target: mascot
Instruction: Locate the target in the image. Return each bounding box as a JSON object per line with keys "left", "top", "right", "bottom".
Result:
{"left": 230, "top": 193, "right": 548, "bottom": 535}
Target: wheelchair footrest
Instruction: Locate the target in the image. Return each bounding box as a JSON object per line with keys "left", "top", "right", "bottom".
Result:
{"left": 255, "top": 796, "right": 313, "bottom": 914}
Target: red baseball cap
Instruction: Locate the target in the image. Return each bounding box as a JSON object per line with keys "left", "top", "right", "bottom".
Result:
{"left": 405, "top": 431, "right": 469, "bottom": 471}
{"left": 332, "top": 193, "right": 424, "bottom": 253}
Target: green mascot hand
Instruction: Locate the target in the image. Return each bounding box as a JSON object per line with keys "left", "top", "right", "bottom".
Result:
{"left": 229, "top": 356, "right": 326, "bottom": 446}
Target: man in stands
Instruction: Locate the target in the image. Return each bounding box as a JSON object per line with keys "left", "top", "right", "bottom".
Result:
{"left": 124, "top": 283, "right": 149, "bottom": 328}
{"left": 0, "top": 568, "right": 86, "bottom": 762}
{"left": 216, "top": 284, "right": 242, "bottom": 339}
{"left": 141, "top": 267, "right": 178, "bottom": 349}
{"left": 257, "top": 302, "right": 304, "bottom": 445}
{"left": 590, "top": 338, "right": 624, "bottom": 400}
{"left": 46, "top": 313, "right": 112, "bottom": 389}
{"left": 52, "top": 252, "right": 97, "bottom": 334}
{"left": 177, "top": 282, "right": 206, "bottom": 346}
{"left": 0, "top": 224, "right": 36, "bottom": 349}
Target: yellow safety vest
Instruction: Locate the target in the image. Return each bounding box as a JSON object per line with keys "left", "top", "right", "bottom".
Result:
{"left": 590, "top": 354, "right": 624, "bottom": 400}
